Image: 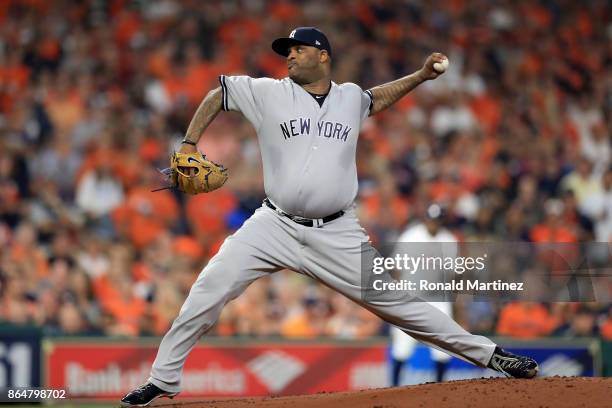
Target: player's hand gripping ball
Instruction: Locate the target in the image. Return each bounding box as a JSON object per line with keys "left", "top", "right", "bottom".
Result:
{"left": 167, "top": 151, "right": 228, "bottom": 194}
{"left": 433, "top": 57, "right": 449, "bottom": 73}
{"left": 420, "top": 53, "right": 449, "bottom": 80}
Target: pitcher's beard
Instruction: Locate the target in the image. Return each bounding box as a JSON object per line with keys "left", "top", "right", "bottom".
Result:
{"left": 289, "top": 65, "right": 323, "bottom": 85}
{"left": 289, "top": 71, "right": 308, "bottom": 85}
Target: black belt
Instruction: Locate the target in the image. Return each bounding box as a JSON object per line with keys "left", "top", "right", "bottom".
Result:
{"left": 264, "top": 198, "right": 344, "bottom": 227}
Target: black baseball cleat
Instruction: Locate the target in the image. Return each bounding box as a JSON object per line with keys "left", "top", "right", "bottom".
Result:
{"left": 488, "top": 346, "right": 539, "bottom": 379}
{"left": 120, "top": 382, "right": 177, "bottom": 407}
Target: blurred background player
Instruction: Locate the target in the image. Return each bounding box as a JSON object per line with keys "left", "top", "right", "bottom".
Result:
{"left": 390, "top": 203, "right": 456, "bottom": 385}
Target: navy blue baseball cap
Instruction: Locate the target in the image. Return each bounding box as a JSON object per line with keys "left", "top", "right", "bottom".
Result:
{"left": 272, "top": 27, "right": 332, "bottom": 57}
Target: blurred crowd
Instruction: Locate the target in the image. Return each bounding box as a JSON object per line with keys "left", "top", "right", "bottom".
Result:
{"left": 0, "top": 0, "right": 611, "bottom": 340}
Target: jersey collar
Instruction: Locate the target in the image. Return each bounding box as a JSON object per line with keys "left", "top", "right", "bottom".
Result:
{"left": 290, "top": 79, "right": 337, "bottom": 110}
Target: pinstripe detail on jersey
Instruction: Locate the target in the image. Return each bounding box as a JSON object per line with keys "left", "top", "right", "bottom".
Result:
{"left": 365, "top": 90, "right": 374, "bottom": 114}
{"left": 218, "top": 75, "right": 229, "bottom": 111}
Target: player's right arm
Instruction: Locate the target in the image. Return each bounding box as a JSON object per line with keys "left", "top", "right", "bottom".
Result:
{"left": 367, "top": 53, "right": 447, "bottom": 116}
{"left": 179, "top": 86, "right": 223, "bottom": 153}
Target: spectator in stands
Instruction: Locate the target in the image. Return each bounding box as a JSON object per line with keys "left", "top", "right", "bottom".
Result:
{"left": 496, "top": 302, "right": 557, "bottom": 339}
{"left": 561, "top": 158, "right": 603, "bottom": 215}
{"left": 75, "top": 160, "right": 124, "bottom": 233}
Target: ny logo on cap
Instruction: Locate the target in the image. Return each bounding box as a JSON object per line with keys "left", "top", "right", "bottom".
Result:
{"left": 289, "top": 29, "right": 296, "bottom": 38}
{"left": 315, "top": 40, "right": 321, "bottom": 45}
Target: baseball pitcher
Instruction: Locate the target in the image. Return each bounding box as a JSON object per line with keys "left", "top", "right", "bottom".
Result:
{"left": 121, "top": 27, "right": 538, "bottom": 407}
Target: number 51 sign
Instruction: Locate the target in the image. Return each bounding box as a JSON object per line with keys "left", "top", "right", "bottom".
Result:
{"left": 0, "top": 325, "right": 41, "bottom": 390}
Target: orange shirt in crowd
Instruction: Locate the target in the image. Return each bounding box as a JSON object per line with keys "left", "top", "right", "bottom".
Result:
{"left": 428, "top": 179, "right": 465, "bottom": 203}
{"left": 470, "top": 95, "right": 501, "bottom": 136}
{"left": 0, "top": 61, "right": 30, "bottom": 112}
{"left": 184, "top": 62, "right": 216, "bottom": 106}
{"left": 93, "top": 274, "right": 146, "bottom": 336}
{"left": 44, "top": 89, "right": 83, "bottom": 134}
{"left": 496, "top": 302, "right": 556, "bottom": 339}
{"left": 256, "top": 53, "right": 288, "bottom": 79}
{"left": 138, "top": 138, "right": 164, "bottom": 163}
{"left": 601, "top": 318, "right": 612, "bottom": 340}
{"left": 151, "top": 308, "right": 172, "bottom": 336}
{"left": 102, "top": 295, "right": 146, "bottom": 336}
{"left": 0, "top": 63, "right": 30, "bottom": 92}
{"left": 280, "top": 313, "right": 321, "bottom": 339}
{"left": 93, "top": 275, "right": 116, "bottom": 310}
{"left": 147, "top": 48, "right": 173, "bottom": 80}
{"left": 269, "top": 1, "right": 299, "bottom": 21}
{"left": 361, "top": 193, "right": 411, "bottom": 231}
{"left": 530, "top": 224, "right": 579, "bottom": 272}
{"left": 113, "top": 10, "right": 142, "bottom": 46}
{"left": 530, "top": 224, "right": 577, "bottom": 243}
{"left": 186, "top": 190, "right": 237, "bottom": 237}
{"left": 112, "top": 187, "right": 178, "bottom": 249}
{"left": 131, "top": 261, "right": 151, "bottom": 283}
{"left": 10, "top": 244, "right": 49, "bottom": 278}
{"left": 75, "top": 148, "right": 122, "bottom": 185}
{"left": 173, "top": 235, "right": 204, "bottom": 260}
{"left": 76, "top": 147, "right": 141, "bottom": 191}
{"left": 217, "top": 17, "right": 263, "bottom": 46}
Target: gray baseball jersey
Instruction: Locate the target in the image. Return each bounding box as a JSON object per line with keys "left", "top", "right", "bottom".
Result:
{"left": 219, "top": 75, "right": 372, "bottom": 218}
{"left": 145, "top": 76, "right": 496, "bottom": 394}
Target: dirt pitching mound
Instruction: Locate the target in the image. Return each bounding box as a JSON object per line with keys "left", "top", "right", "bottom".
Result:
{"left": 153, "top": 377, "right": 611, "bottom": 408}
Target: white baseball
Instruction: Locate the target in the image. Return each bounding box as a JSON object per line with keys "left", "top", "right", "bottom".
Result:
{"left": 433, "top": 58, "right": 449, "bottom": 73}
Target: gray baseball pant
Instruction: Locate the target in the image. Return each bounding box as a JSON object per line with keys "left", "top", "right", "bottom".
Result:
{"left": 148, "top": 204, "right": 496, "bottom": 392}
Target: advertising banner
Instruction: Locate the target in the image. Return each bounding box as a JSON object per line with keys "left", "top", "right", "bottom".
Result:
{"left": 45, "top": 337, "right": 603, "bottom": 400}
{"left": 397, "top": 340, "right": 599, "bottom": 385}
{"left": 45, "top": 341, "right": 387, "bottom": 400}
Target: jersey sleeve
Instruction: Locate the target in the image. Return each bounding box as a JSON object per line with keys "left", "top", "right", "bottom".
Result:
{"left": 360, "top": 88, "right": 374, "bottom": 124}
{"left": 219, "top": 75, "right": 272, "bottom": 129}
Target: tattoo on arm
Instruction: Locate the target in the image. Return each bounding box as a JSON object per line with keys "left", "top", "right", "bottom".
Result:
{"left": 183, "top": 87, "right": 223, "bottom": 144}
{"left": 368, "top": 71, "right": 427, "bottom": 115}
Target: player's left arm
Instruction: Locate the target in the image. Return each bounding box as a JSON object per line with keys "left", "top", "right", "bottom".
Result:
{"left": 367, "top": 52, "right": 447, "bottom": 116}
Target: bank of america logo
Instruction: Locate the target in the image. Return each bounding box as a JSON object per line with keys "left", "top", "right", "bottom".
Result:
{"left": 247, "top": 351, "right": 305, "bottom": 392}
{"left": 539, "top": 354, "right": 583, "bottom": 376}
